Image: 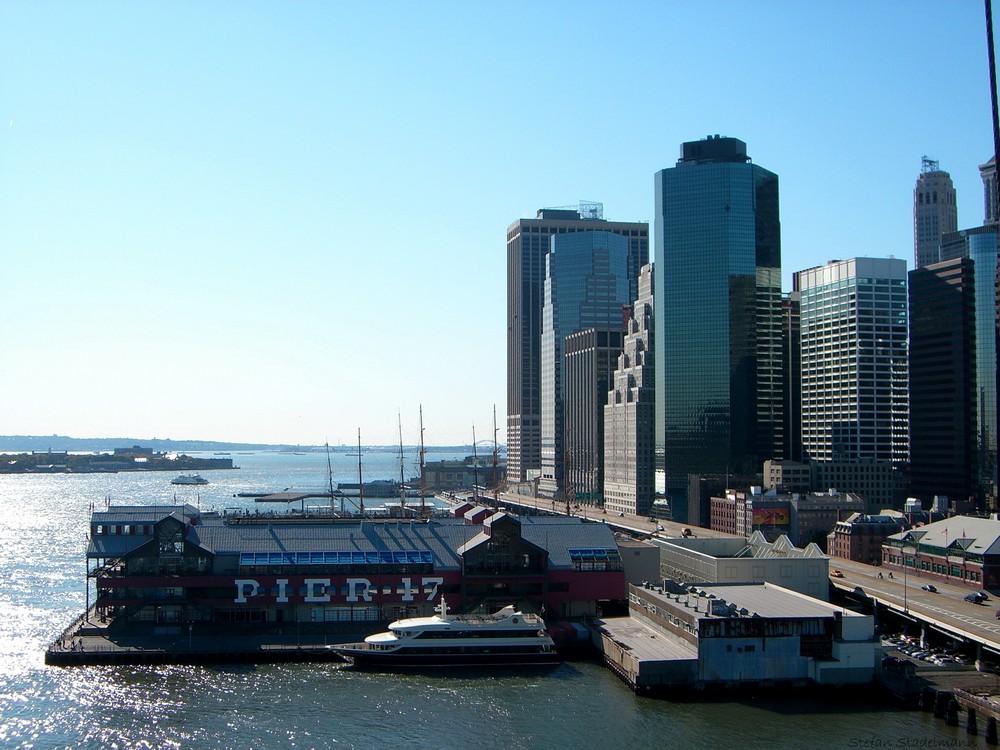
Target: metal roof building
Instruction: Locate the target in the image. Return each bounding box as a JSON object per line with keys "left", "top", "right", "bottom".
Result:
{"left": 87, "top": 505, "right": 627, "bottom": 633}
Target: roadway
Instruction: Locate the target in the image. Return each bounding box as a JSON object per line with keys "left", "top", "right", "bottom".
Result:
{"left": 491, "top": 491, "right": 743, "bottom": 541}
{"left": 829, "top": 556, "right": 1000, "bottom": 655}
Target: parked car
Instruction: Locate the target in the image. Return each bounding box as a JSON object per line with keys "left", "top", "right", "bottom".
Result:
{"left": 921, "top": 584, "right": 937, "bottom": 592}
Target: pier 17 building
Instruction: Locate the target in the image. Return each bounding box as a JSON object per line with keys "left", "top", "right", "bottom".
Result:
{"left": 86, "top": 505, "right": 626, "bottom": 631}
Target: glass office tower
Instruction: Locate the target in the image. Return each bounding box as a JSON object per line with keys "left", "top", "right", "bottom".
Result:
{"left": 908, "top": 257, "right": 978, "bottom": 506}
{"left": 539, "top": 230, "right": 631, "bottom": 497}
{"left": 506, "top": 206, "right": 648, "bottom": 485}
{"left": 653, "top": 136, "right": 783, "bottom": 514}
{"left": 940, "top": 225, "right": 998, "bottom": 501}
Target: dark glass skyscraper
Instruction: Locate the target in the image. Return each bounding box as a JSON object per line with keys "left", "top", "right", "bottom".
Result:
{"left": 939, "top": 225, "right": 999, "bottom": 502}
{"left": 908, "top": 257, "right": 978, "bottom": 506}
{"left": 653, "top": 136, "right": 782, "bottom": 511}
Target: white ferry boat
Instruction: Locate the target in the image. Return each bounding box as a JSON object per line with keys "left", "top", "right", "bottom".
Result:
{"left": 170, "top": 474, "right": 209, "bottom": 486}
{"left": 333, "top": 597, "right": 559, "bottom": 668}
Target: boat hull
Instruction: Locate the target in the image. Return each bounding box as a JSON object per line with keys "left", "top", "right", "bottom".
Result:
{"left": 334, "top": 646, "right": 560, "bottom": 669}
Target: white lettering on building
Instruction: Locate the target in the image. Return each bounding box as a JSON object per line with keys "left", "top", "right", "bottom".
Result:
{"left": 304, "top": 579, "right": 331, "bottom": 603}
{"left": 234, "top": 575, "right": 448, "bottom": 604}
{"left": 235, "top": 579, "right": 260, "bottom": 604}
{"left": 399, "top": 577, "right": 416, "bottom": 601}
{"left": 421, "top": 577, "right": 444, "bottom": 600}
{"left": 347, "top": 578, "right": 373, "bottom": 602}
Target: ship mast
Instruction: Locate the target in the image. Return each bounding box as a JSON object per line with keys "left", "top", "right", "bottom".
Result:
{"left": 357, "top": 428, "right": 364, "bottom": 516}
{"left": 492, "top": 404, "right": 499, "bottom": 509}
{"left": 472, "top": 423, "right": 479, "bottom": 504}
{"left": 326, "top": 440, "right": 335, "bottom": 514}
{"left": 419, "top": 405, "right": 427, "bottom": 518}
{"left": 398, "top": 410, "right": 406, "bottom": 516}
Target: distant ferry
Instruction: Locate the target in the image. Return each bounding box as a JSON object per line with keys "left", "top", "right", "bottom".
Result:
{"left": 333, "top": 598, "right": 558, "bottom": 668}
{"left": 171, "top": 474, "right": 209, "bottom": 486}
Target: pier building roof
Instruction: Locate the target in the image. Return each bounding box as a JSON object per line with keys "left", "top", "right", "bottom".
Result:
{"left": 887, "top": 516, "right": 1000, "bottom": 556}
{"left": 87, "top": 505, "right": 620, "bottom": 570}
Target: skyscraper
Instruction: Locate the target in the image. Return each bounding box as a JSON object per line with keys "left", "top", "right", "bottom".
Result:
{"left": 564, "top": 325, "right": 626, "bottom": 503}
{"left": 539, "top": 231, "right": 631, "bottom": 497}
{"left": 908, "top": 257, "right": 978, "bottom": 506}
{"left": 653, "top": 136, "right": 783, "bottom": 510}
{"left": 781, "top": 292, "right": 802, "bottom": 462}
{"left": 939, "top": 225, "right": 998, "bottom": 503}
{"left": 913, "top": 157, "right": 958, "bottom": 269}
{"left": 506, "top": 205, "right": 648, "bottom": 486}
{"left": 604, "top": 263, "right": 655, "bottom": 517}
{"left": 796, "top": 257, "right": 909, "bottom": 467}
{"left": 980, "top": 156, "right": 998, "bottom": 225}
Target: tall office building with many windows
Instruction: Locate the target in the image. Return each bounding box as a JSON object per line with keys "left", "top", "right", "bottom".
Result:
{"left": 913, "top": 157, "right": 958, "bottom": 269}
{"left": 939, "top": 225, "right": 998, "bottom": 503}
{"left": 564, "top": 326, "right": 626, "bottom": 503}
{"left": 506, "top": 205, "right": 648, "bottom": 485}
{"left": 539, "top": 231, "right": 631, "bottom": 497}
{"left": 795, "top": 258, "right": 909, "bottom": 467}
{"left": 653, "top": 136, "right": 783, "bottom": 515}
{"left": 604, "top": 263, "right": 655, "bottom": 517}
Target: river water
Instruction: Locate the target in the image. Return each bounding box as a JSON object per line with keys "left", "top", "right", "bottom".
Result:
{"left": 0, "top": 451, "right": 985, "bottom": 749}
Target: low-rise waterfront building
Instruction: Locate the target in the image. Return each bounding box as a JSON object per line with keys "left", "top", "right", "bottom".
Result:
{"left": 596, "top": 581, "right": 878, "bottom": 690}
{"left": 422, "top": 456, "right": 505, "bottom": 493}
{"left": 827, "top": 512, "right": 910, "bottom": 565}
{"left": 653, "top": 531, "right": 830, "bottom": 601}
{"left": 882, "top": 515, "right": 1000, "bottom": 589}
{"left": 87, "top": 505, "right": 627, "bottom": 631}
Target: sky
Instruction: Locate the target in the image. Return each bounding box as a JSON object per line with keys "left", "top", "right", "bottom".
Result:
{"left": 0, "top": 1, "right": 996, "bottom": 447}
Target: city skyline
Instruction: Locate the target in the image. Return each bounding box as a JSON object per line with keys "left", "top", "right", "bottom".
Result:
{"left": 1, "top": 3, "right": 994, "bottom": 446}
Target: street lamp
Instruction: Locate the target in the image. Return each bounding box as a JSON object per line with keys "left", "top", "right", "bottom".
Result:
{"left": 900, "top": 533, "right": 916, "bottom": 613}
{"left": 903, "top": 541, "right": 908, "bottom": 612}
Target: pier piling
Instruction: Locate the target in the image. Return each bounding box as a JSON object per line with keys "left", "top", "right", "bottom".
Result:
{"left": 947, "top": 699, "right": 960, "bottom": 727}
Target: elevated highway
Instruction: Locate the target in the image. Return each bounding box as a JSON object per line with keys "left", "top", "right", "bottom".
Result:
{"left": 823, "top": 558, "right": 1000, "bottom": 657}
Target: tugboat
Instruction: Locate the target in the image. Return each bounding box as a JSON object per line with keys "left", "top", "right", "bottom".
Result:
{"left": 333, "top": 597, "right": 559, "bottom": 669}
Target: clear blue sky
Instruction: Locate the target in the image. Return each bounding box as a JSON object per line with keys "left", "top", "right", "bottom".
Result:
{"left": 0, "top": 1, "right": 994, "bottom": 446}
